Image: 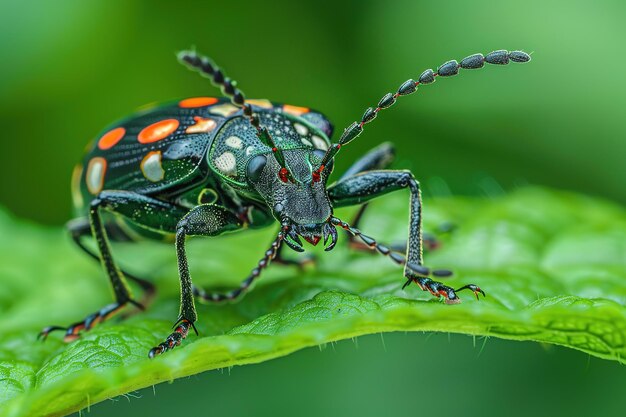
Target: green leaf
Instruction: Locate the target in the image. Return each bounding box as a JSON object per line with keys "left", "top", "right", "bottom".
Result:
{"left": 0, "top": 187, "right": 624, "bottom": 416}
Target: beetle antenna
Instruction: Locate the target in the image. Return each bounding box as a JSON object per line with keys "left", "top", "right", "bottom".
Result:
{"left": 177, "top": 50, "right": 262, "bottom": 130}
{"left": 312, "top": 50, "right": 532, "bottom": 179}
{"left": 178, "top": 49, "right": 295, "bottom": 183}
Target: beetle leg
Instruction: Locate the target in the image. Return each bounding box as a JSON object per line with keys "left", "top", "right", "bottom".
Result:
{"left": 192, "top": 223, "right": 290, "bottom": 304}
{"left": 334, "top": 143, "right": 396, "bottom": 250}
{"left": 148, "top": 203, "right": 245, "bottom": 358}
{"left": 328, "top": 170, "right": 484, "bottom": 303}
{"left": 66, "top": 218, "right": 157, "bottom": 308}
{"left": 333, "top": 144, "right": 444, "bottom": 252}
{"left": 334, "top": 144, "right": 449, "bottom": 253}
{"left": 38, "top": 300, "right": 143, "bottom": 342}
{"left": 39, "top": 191, "right": 187, "bottom": 342}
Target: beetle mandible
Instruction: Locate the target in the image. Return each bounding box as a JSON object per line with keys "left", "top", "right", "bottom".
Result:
{"left": 38, "top": 49, "right": 531, "bottom": 357}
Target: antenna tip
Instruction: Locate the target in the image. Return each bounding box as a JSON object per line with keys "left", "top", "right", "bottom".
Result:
{"left": 509, "top": 50, "right": 531, "bottom": 63}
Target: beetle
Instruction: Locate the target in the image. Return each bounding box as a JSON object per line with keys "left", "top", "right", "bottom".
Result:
{"left": 38, "top": 49, "right": 531, "bottom": 357}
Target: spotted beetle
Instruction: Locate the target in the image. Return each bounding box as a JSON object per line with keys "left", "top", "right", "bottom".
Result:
{"left": 39, "top": 49, "right": 531, "bottom": 357}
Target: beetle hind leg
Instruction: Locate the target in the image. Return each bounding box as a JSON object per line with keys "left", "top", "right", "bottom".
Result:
{"left": 40, "top": 191, "right": 187, "bottom": 342}
{"left": 66, "top": 217, "right": 157, "bottom": 309}
{"left": 38, "top": 300, "right": 143, "bottom": 341}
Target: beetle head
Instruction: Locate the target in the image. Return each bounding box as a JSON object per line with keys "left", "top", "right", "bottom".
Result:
{"left": 246, "top": 148, "right": 337, "bottom": 251}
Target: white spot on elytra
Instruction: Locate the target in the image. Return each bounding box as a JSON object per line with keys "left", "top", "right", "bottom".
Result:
{"left": 246, "top": 146, "right": 255, "bottom": 156}
{"left": 225, "top": 136, "right": 243, "bottom": 149}
{"left": 214, "top": 152, "right": 237, "bottom": 176}
{"left": 245, "top": 99, "right": 273, "bottom": 109}
{"left": 301, "top": 138, "right": 313, "bottom": 147}
{"left": 86, "top": 157, "right": 106, "bottom": 194}
{"left": 141, "top": 151, "right": 165, "bottom": 182}
{"left": 312, "top": 135, "right": 328, "bottom": 150}
{"left": 294, "top": 123, "right": 308, "bottom": 136}
{"left": 209, "top": 103, "right": 238, "bottom": 117}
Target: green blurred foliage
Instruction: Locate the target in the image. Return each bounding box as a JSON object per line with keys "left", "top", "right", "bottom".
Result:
{"left": 1, "top": 0, "right": 624, "bottom": 225}
{"left": 0, "top": 1, "right": 624, "bottom": 416}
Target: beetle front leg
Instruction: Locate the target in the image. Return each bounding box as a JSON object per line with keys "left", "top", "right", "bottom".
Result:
{"left": 148, "top": 203, "right": 243, "bottom": 358}
{"left": 334, "top": 144, "right": 446, "bottom": 253}
{"left": 328, "top": 170, "right": 485, "bottom": 303}
{"left": 337, "top": 143, "right": 396, "bottom": 250}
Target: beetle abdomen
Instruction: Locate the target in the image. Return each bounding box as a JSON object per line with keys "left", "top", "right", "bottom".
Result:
{"left": 73, "top": 98, "right": 239, "bottom": 213}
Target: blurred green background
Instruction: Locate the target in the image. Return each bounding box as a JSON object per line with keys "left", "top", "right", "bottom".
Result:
{"left": 1, "top": 0, "right": 624, "bottom": 415}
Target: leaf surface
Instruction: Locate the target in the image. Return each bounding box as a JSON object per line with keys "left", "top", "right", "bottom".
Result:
{"left": 0, "top": 187, "right": 624, "bottom": 417}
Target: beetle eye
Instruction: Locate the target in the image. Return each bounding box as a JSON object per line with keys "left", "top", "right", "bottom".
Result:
{"left": 246, "top": 155, "right": 267, "bottom": 182}
{"left": 313, "top": 150, "right": 334, "bottom": 174}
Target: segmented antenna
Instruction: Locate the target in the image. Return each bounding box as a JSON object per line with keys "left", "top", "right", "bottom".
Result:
{"left": 177, "top": 50, "right": 259, "bottom": 128}
{"left": 257, "top": 128, "right": 296, "bottom": 183}
{"left": 312, "top": 50, "right": 532, "bottom": 180}
{"left": 178, "top": 49, "right": 295, "bottom": 183}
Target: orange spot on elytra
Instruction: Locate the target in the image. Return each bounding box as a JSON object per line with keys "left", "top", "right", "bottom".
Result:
{"left": 98, "top": 127, "right": 126, "bottom": 150}
{"left": 186, "top": 116, "right": 217, "bottom": 134}
{"left": 283, "top": 104, "right": 309, "bottom": 116}
{"left": 179, "top": 97, "right": 219, "bottom": 108}
{"left": 138, "top": 119, "right": 179, "bottom": 144}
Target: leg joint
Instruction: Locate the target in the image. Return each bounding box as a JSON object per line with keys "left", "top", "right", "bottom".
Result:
{"left": 89, "top": 197, "right": 103, "bottom": 210}
{"left": 396, "top": 170, "right": 418, "bottom": 189}
{"left": 176, "top": 219, "right": 188, "bottom": 234}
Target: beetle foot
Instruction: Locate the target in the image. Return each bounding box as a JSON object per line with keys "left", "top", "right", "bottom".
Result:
{"left": 37, "top": 299, "right": 143, "bottom": 342}
{"left": 148, "top": 317, "right": 197, "bottom": 358}
{"left": 455, "top": 284, "right": 486, "bottom": 300}
{"left": 403, "top": 276, "right": 485, "bottom": 304}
